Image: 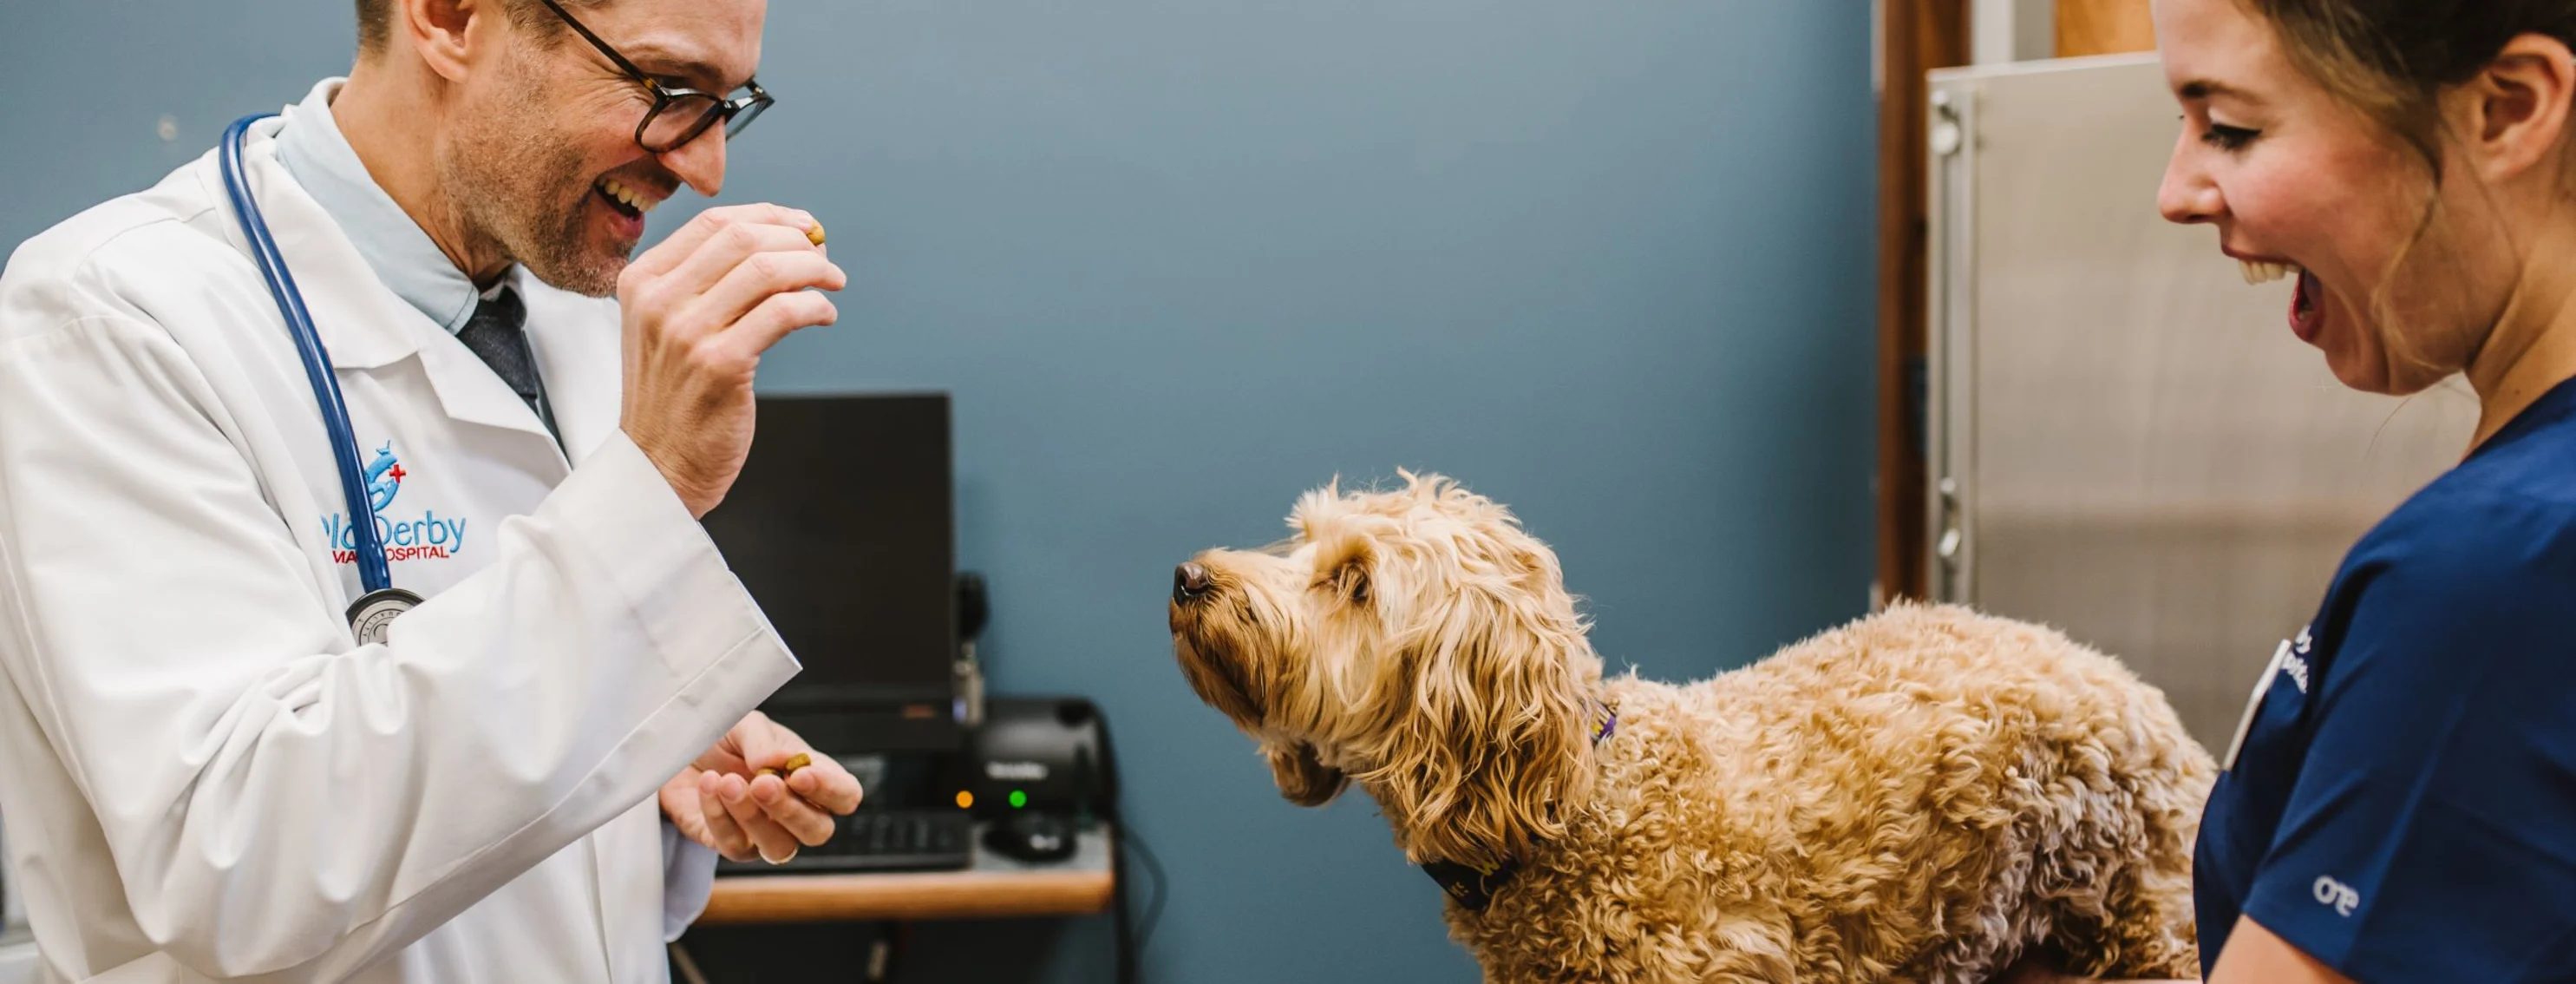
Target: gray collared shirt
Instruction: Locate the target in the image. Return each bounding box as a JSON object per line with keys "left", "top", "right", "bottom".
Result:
{"left": 272, "top": 78, "right": 488, "bottom": 335}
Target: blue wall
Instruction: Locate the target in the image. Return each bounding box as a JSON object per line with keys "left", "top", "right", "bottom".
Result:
{"left": 0, "top": 2, "right": 1875, "bottom": 981}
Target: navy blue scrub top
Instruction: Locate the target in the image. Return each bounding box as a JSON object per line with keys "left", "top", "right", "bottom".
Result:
{"left": 2195, "top": 377, "right": 2576, "bottom": 982}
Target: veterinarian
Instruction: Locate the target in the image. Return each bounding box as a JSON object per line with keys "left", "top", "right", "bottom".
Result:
{"left": 0, "top": 1, "right": 861, "bottom": 980}
{"left": 2149, "top": 1, "right": 2576, "bottom": 982}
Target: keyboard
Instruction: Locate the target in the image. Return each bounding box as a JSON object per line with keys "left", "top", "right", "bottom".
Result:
{"left": 714, "top": 810, "right": 976, "bottom": 876}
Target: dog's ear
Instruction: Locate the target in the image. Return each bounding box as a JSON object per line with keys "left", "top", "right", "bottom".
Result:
{"left": 1263, "top": 741, "right": 1349, "bottom": 806}
{"left": 1297, "top": 488, "right": 1383, "bottom": 610}
{"left": 1361, "top": 584, "right": 1593, "bottom": 873}
{"left": 1311, "top": 530, "right": 1373, "bottom": 607}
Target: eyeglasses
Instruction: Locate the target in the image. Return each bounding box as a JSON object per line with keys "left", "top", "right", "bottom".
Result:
{"left": 535, "top": 0, "right": 774, "bottom": 154}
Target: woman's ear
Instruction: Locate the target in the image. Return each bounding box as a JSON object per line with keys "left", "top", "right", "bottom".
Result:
{"left": 1263, "top": 741, "right": 1348, "bottom": 806}
{"left": 2459, "top": 32, "right": 2576, "bottom": 184}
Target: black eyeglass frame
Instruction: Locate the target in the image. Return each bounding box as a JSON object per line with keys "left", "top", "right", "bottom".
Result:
{"left": 534, "top": 0, "right": 774, "bottom": 154}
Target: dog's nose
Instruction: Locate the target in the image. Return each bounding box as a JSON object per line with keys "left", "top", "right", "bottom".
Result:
{"left": 1174, "top": 562, "right": 1214, "bottom": 602}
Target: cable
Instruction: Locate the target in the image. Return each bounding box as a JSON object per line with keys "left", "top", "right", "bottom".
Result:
{"left": 1121, "top": 825, "right": 1167, "bottom": 961}
{"left": 667, "top": 941, "right": 711, "bottom": 984}
{"left": 1073, "top": 700, "right": 1158, "bottom": 983}
{"left": 1087, "top": 702, "right": 1159, "bottom": 984}
{"left": 1111, "top": 822, "right": 1167, "bottom": 982}
{"left": 1112, "top": 830, "right": 1136, "bottom": 984}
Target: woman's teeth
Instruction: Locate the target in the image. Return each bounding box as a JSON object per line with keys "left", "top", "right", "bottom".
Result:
{"left": 2239, "top": 259, "right": 2298, "bottom": 285}
{"left": 597, "top": 177, "right": 657, "bottom": 214}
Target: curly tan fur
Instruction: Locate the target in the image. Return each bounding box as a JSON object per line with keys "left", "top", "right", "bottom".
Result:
{"left": 1168, "top": 474, "right": 2215, "bottom": 984}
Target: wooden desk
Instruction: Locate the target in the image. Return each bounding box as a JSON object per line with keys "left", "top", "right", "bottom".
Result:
{"left": 696, "top": 824, "right": 1115, "bottom": 925}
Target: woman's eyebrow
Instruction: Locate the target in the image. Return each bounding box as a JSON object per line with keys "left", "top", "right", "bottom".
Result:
{"left": 2179, "top": 78, "right": 2267, "bottom": 106}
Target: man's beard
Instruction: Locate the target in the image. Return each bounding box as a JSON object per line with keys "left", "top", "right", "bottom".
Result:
{"left": 438, "top": 106, "right": 632, "bottom": 298}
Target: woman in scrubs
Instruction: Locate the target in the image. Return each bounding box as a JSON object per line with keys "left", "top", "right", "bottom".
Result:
{"left": 2030, "top": 1, "right": 2576, "bottom": 982}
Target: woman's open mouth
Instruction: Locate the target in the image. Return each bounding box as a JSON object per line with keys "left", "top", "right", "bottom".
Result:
{"left": 2239, "top": 259, "right": 2324, "bottom": 344}
{"left": 2290, "top": 268, "right": 2324, "bottom": 344}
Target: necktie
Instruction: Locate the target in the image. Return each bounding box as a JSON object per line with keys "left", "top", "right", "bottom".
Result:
{"left": 454, "top": 287, "right": 561, "bottom": 448}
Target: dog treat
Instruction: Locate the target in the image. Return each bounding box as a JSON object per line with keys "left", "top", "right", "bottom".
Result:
{"left": 755, "top": 752, "right": 813, "bottom": 780}
{"left": 806, "top": 222, "right": 827, "bottom": 246}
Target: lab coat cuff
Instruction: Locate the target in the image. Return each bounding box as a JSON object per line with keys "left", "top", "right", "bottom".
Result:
{"left": 552, "top": 430, "right": 798, "bottom": 681}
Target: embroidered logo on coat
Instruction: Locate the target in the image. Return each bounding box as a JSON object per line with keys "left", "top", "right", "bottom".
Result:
{"left": 363, "top": 443, "right": 406, "bottom": 512}
{"left": 320, "top": 443, "right": 470, "bottom": 565}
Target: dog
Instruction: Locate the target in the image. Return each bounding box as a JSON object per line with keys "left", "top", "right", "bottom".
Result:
{"left": 1167, "top": 474, "right": 2215, "bottom": 984}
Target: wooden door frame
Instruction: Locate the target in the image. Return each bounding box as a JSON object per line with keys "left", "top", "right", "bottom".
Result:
{"left": 2056, "top": 0, "right": 2159, "bottom": 57}
{"left": 1874, "top": 0, "right": 1971, "bottom": 604}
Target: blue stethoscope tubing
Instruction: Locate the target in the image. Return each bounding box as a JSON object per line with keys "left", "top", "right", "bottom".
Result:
{"left": 219, "top": 113, "right": 418, "bottom": 640}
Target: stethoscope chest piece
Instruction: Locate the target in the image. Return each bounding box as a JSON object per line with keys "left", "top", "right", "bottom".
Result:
{"left": 347, "top": 588, "right": 425, "bottom": 647}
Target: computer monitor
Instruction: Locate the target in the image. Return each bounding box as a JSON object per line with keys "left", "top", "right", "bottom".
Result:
{"left": 699, "top": 393, "right": 959, "bottom": 752}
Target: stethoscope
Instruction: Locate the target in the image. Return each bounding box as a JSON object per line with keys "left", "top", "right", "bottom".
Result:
{"left": 220, "top": 113, "right": 422, "bottom": 646}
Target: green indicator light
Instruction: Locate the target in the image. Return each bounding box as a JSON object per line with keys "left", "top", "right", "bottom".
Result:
{"left": 1009, "top": 790, "right": 1028, "bottom": 809}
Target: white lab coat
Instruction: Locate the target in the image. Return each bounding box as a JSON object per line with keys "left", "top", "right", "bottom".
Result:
{"left": 0, "top": 112, "right": 798, "bottom": 982}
